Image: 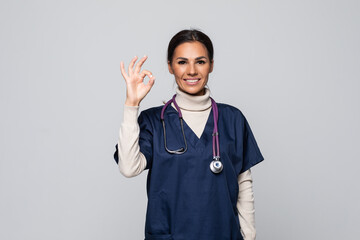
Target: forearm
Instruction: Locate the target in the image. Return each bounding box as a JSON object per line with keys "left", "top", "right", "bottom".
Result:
{"left": 117, "top": 105, "right": 147, "bottom": 177}
{"left": 237, "top": 169, "right": 256, "bottom": 240}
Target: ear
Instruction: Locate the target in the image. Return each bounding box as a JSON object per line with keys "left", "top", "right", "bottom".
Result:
{"left": 168, "top": 61, "right": 174, "bottom": 74}
{"left": 209, "top": 60, "right": 214, "bottom": 73}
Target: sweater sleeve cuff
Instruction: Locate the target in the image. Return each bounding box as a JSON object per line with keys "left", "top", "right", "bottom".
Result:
{"left": 123, "top": 105, "right": 139, "bottom": 125}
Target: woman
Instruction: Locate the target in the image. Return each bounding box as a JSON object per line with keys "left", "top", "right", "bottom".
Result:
{"left": 114, "top": 29, "right": 264, "bottom": 240}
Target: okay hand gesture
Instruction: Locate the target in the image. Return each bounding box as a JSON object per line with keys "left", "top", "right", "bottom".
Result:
{"left": 120, "top": 56, "right": 155, "bottom": 106}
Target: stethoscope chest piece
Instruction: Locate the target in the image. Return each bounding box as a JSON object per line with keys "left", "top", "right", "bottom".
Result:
{"left": 210, "top": 157, "right": 223, "bottom": 174}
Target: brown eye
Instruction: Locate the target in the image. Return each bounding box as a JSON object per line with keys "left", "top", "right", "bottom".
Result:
{"left": 178, "top": 61, "right": 186, "bottom": 65}
{"left": 197, "top": 60, "right": 206, "bottom": 64}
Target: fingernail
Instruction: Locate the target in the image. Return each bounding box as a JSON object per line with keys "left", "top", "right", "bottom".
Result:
{"left": 150, "top": 75, "right": 153, "bottom": 78}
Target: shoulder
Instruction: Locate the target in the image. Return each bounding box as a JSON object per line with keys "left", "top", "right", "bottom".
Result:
{"left": 217, "top": 103, "right": 245, "bottom": 120}
{"left": 140, "top": 105, "right": 163, "bottom": 116}
{"left": 138, "top": 105, "right": 164, "bottom": 123}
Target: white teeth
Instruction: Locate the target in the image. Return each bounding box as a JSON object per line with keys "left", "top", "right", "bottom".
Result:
{"left": 185, "top": 79, "right": 199, "bottom": 83}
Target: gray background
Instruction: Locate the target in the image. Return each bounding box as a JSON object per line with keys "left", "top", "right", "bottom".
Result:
{"left": 1, "top": 0, "right": 359, "bottom": 239}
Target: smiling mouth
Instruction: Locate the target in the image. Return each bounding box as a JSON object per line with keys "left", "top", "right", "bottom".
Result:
{"left": 184, "top": 78, "right": 201, "bottom": 83}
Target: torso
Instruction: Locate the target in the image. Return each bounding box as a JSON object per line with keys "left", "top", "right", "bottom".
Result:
{"left": 140, "top": 103, "right": 251, "bottom": 240}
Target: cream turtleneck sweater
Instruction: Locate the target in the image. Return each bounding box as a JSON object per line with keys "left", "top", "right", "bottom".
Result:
{"left": 117, "top": 88, "right": 256, "bottom": 240}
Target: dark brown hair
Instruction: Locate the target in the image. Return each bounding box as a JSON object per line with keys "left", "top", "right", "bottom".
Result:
{"left": 167, "top": 29, "right": 214, "bottom": 64}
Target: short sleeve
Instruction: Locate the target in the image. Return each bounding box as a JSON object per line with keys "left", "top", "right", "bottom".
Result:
{"left": 112, "top": 110, "right": 154, "bottom": 169}
{"left": 138, "top": 111, "right": 154, "bottom": 169}
{"left": 238, "top": 114, "right": 264, "bottom": 174}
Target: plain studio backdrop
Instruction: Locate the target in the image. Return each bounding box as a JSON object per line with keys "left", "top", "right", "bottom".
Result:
{"left": 1, "top": 0, "right": 359, "bottom": 239}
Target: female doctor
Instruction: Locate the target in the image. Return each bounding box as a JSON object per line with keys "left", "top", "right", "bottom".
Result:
{"left": 114, "top": 29, "right": 264, "bottom": 240}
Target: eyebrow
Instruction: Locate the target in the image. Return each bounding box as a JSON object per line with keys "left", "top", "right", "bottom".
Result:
{"left": 176, "top": 56, "right": 207, "bottom": 60}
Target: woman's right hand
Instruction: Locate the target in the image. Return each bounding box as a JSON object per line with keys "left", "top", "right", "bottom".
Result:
{"left": 120, "top": 56, "right": 155, "bottom": 106}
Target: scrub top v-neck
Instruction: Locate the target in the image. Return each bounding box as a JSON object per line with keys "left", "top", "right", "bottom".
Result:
{"left": 129, "top": 103, "right": 264, "bottom": 240}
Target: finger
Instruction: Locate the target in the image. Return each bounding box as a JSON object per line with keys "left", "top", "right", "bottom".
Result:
{"left": 134, "top": 55, "right": 148, "bottom": 73}
{"left": 128, "top": 56, "right": 138, "bottom": 74}
{"left": 145, "top": 77, "right": 155, "bottom": 92}
{"left": 139, "top": 70, "right": 155, "bottom": 81}
{"left": 120, "top": 61, "right": 128, "bottom": 79}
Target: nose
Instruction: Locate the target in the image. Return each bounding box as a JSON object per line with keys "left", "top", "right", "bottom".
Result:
{"left": 187, "top": 62, "right": 197, "bottom": 76}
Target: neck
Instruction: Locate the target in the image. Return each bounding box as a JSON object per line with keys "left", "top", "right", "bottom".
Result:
{"left": 175, "top": 87, "right": 211, "bottom": 111}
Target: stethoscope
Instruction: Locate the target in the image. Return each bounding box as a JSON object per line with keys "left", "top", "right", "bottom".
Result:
{"left": 160, "top": 94, "right": 223, "bottom": 174}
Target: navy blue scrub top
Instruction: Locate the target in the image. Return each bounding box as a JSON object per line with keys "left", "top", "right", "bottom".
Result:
{"left": 114, "top": 103, "right": 264, "bottom": 240}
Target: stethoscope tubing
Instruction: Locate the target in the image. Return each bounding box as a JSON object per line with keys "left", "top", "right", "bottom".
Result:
{"left": 161, "top": 94, "right": 223, "bottom": 173}
{"left": 211, "top": 98, "right": 220, "bottom": 160}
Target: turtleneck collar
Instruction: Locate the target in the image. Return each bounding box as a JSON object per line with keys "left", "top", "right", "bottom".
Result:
{"left": 174, "top": 87, "right": 211, "bottom": 111}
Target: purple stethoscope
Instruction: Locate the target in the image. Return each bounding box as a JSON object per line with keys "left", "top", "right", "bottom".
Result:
{"left": 160, "top": 95, "right": 223, "bottom": 174}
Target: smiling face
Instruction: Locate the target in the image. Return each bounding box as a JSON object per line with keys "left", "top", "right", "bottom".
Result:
{"left": 168, "top": 41, "right": 214, "bottom": 96}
